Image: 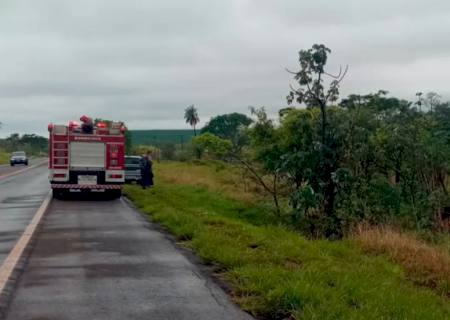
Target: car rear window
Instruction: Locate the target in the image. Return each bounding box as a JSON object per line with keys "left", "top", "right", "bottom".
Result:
{"left": 125, "top": 157, "right": 141, "bottom": 165}
{"left": 12, "top": 152, "right": 26, "bottom": 156}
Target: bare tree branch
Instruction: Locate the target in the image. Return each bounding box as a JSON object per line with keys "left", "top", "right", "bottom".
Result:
{"left": 285, "top": 68, "right": 300, "bottom": 75}
{"left": 324, "top": 65, "right": 342, "bottom": 79}
{"left": 337, "top": 65, "right": 349, "bottom": 83}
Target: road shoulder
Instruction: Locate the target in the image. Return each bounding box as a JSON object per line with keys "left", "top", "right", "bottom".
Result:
{"left": 0, "top": 192, "right": 52, "bottom": 318}
{"left": 3, "top": 196, "right": 253, "bottom": 320}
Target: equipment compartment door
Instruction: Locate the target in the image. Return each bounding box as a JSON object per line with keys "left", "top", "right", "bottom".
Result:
{"left": 70, "top": 142, "right": 105, "bottom": 169}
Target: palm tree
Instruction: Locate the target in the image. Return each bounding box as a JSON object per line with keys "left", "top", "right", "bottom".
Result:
{"left": 184, "top": 105, "right": 200, "bottom": 136}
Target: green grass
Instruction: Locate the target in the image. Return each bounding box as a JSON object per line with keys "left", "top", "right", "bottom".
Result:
{"left": 125, "top": 182, "right": 450, "bottom": 319}
{"left": 415, "top": 229, "right": 450, "bottom": 255}
{"left": 440, "top": 234, "right": 450, "bottom": 254}
{"left": 131, "top": 129, "right": 195, "bottom": 146}
{"left": 0, "top": 149, "right": 9, "bottom": 165}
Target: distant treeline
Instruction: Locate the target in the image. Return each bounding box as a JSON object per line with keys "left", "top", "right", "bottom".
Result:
{"left": 130, "top": 130, "right": 195, "bottom": 146}
{"left": 0, "top": 133, "right": 48, "bottom": 156}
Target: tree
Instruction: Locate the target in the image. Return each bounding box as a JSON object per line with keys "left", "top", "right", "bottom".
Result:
{"left": 201, "top": 113, "right": 253, "bottom": 145}
{"left": 415, "top": 92, "right": 423, "bottom": 112}
{"left": 424, "top": 92, "right": 441, "bottom": 112}
{"left": 287, "top": 44, "right": 347, "bottom": 143}
{"left": 160, "top": 143, "right": 176, "bottom": 160}
{"left": 191, "top": 133, "right": 232, "bottom": 159}
{"left": 285, "top": 44, "right": 348, "bottom": 236}
{"left": 124, "top": 128, "right": 133, "bottom": 154}
{"left": 0, "top": 133, "right": 48, "bottom": 155}
{"left": 184, "top": 105, "right": 200, "bottom": 136}
{"left": 243, "top": 69, "right": 449, "bottom": 235}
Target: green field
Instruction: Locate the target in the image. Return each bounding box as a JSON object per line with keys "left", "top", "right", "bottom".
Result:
{"left": 0, "top": 149, "right": 9, "bottom": 165}
{"left": 130, "top": 130, "right": 195, "bottom": 146}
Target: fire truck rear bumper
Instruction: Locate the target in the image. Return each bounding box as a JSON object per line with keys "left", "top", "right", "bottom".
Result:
{"left": 51, "top": 184, "right": 122, "bottom": 190}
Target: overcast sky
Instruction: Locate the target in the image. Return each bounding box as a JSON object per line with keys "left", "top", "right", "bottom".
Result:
{"left": 0, "top": 0, "right": 449, "bottom": 136}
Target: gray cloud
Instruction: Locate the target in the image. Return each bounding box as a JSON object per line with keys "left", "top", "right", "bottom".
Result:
{"left": 0, "top": 0, "right": 449, "bottom": 136}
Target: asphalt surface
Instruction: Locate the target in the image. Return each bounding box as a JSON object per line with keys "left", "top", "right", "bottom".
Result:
{"left": 4, "top": 196, "right": 252, "bottom": 319}
{"left": 0, "top": 163, "right": 49, "bottom": 266}
{"left": 0, "top": 158, "right": 44, "bottom": 178}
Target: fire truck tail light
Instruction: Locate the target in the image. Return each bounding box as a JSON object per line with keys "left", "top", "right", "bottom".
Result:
{"left": 110, "top": 159, "right": 118, "bottom": 166}
{"left": 53, "top": 173, "right": 66, "bottom": 178}
{"left": 109, "top": 145, "right": 119, "bottom": 161}
{"left": 109, "top": 174, "right": 123, "bottom": 179}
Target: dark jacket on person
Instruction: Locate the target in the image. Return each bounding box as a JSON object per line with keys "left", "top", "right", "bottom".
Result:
{"left": 140, "top": 156, "right": 153, "bottom": 187}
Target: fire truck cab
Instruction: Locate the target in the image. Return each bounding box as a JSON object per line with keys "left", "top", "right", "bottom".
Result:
{"left": 48, "top": 116, "right": 126, "bottom": 199}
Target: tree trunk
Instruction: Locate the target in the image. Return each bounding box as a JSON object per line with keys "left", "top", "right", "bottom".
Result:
{"left": 320, "top": 102, "right": 327, "bottom": 145}
{"left": 394, "top": 156, "right": 401, "bottom": 184}
{"left": 324, "top": 174, "right": 339, "bottom": 238}
{"left": 272, "top": 173, "right": 281, "bottom": 216}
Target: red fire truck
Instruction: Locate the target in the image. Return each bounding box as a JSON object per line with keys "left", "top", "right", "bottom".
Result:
{"left": 48, "top": 116, "right": 126, "bottom": 199}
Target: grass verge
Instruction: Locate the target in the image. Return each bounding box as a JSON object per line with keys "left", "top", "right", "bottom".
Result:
{"left": 155, "top": 161, "right": 261, "bottom": 204}
{"left": 0, "top": 149, "right": 9, "bottom": 165}
{"left": 354, "top": 226, "right": 450, "bottom": 297}
{"left": 125, "top": 173, "right": 450, "bottom": 319}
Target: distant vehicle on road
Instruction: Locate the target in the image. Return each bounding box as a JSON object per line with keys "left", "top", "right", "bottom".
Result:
{"left": 48, "top": 115, "right": 126, "bottom": 199}
{"left": 125, "top": 156, "right": 142, "bottom": 183}
{"left": 10, "top": 151, "right": 28, "bottom": 166}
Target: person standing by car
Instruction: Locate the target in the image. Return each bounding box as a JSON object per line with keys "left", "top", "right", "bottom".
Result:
{"left": 140, "top": 151, "right": 154, "bottom": 189}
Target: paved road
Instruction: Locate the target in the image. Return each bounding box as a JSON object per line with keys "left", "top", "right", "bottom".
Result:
{"left": 0, "top": 158, "right": 45, "bottom": 178}
{"left": 0, "top": 164, "right": 49, "bottom": 266}
{"left": 4, "top": 197, "right": 252, "bottom": 319}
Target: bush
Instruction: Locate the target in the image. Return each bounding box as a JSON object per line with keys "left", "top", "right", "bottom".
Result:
{"left": 159, "top": 143, "right": 176, "bottom": 160}
{"left": 191, "top": 133, "right": 232, "bottom": 159}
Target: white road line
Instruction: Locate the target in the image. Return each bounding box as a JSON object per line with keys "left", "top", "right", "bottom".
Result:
{"left": 0, "top": 191, "right": 52, "bottom": 296}
{"left": 0, "top": 161, "right": 47, "bottom": 181}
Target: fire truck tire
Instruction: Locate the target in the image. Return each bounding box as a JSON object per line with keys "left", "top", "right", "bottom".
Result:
{"left": 108, "top": 189, "right": 122, "bottom": 199}
{"left": 52, "top": 188, "right": 66, "bottom": 199}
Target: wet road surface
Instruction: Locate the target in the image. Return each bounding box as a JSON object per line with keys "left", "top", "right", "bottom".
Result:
{"left": 0, "top": 164, "right": 49, "bottom": 265}
{"left": 4, "top": 197, "right": 252, "bottom": 319}
{"left": 0, "top": 159, "right": 45, "bottom": 178}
